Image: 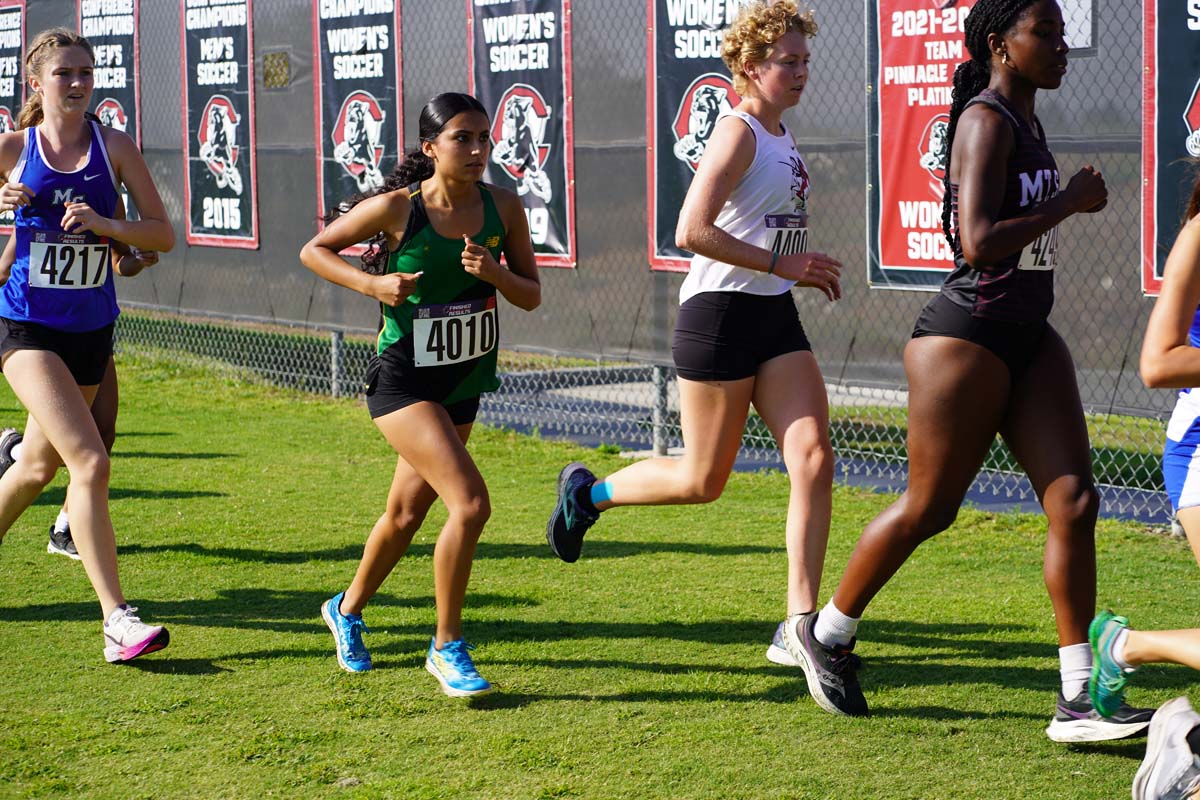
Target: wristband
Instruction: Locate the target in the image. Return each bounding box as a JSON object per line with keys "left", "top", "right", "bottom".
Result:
{"left": 767, "top": 251, "right": 778, "bottom": 275}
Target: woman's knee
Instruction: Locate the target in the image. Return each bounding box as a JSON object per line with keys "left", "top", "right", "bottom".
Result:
{"left": 65, "top": 448, "right": 110, "bottom": 487}
{"left": 786, "top": 434, "right": 834, "bottom": 487}
{"left": 16, "top": 454, "right": 59, "bottom": 487}
{"left": 1045, "top": 478, "right": 1099, "bottom": 531}
{"left": 892, "top": 495, "right": 959, "bottom": 543}
{"left": 448, "top": 490, "right": 491, "bottom": 531}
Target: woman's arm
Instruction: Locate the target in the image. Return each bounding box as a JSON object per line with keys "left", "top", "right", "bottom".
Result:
{"left": 953, "top": 105, "right": 1105, "bottom": 269}
{"left": 463, "top": 188, "right": 540, "bottom": 311}
{"left": 299, "top": 190, "right": 420, "bottom": 307}
{"left": 73, "top": 129, "right": 175, "bottom": 253}
{"left": 1141, "top": 216, "right": 1200, "bottom": 388}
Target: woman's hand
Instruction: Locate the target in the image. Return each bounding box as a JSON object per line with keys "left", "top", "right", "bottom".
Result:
{"left": 369, "top": 271, "right": 422, "bottom": 306}
{"left": 774, "top": 251, "right": 843, "bottom": 301}
{"left": 1063, "top": 165, "right": 1107, "bottom": 214}
{"left": 62, "top": 202, "right": 112, "bottom": 236}
{"left": 462, "top": 235, "right": 501, "bottom": 284}
{"left": 0, "top": 181, "right": 33, "bottom": 213}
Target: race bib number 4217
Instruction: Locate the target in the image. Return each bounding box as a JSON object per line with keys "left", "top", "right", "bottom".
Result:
{"left": 413, "top": 296, "right": 498, "bottom": 367}
{"left": 28, "top": 232, "right": 110, "bottom": 289}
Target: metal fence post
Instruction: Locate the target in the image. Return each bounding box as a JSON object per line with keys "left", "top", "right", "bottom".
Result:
{"left": 330, "top": 330, "right": 344, "bottom": 398}
{"left": 652, "top": 364, "right": 668, "bottom": 457}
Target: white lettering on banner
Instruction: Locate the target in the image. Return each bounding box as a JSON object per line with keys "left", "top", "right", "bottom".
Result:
{"left": 674, "top": 29, "right": 722, "bottom": 59}
{"left": 883, "top": 63, "right": 948, "bottom": 86}
{"left": 0, "top": 11, "right": 20, "bottom": 31}
{"left": 526, "top": 208, "right": 548, "bottom": 245}
{"left": 81, "top": 0, "right": 134, "bottom": 14}
{"left": 923, "top": 40, "right": 962, "bottom": 61}
{"left": 185, "top": 4, "right": 248, "bottom": 31}
{"left": 0, "top": 77, "right": 12, "bottom": 97}
{"left": 333, "top": 53, "right": 384, "bottom": 80}
{"left": 665, "top": 0, "right": 742, "bottom": 28}
{"left": 81, "top": 15, "right": 135, "bottom": 37}
{"left": 481, "top": 13, "right": 555, "bottom": 44}
{"left": 319, "top": 0, "right": 394, "bottom": 19}
{"left": 0, "top": 56, "right": 16, "bottom": 77}
{"left": 889, "top": 7, "right": 970, "bottom": 38}
{"left": 1190, "top": 1, "right": 1200, "bottom": 30}
{"left": 94, "top": 68, "right": 127, "bottom": 89}
{"left": 0, "top": 30, "right": 20, "bottom": 49}
{"left": 325, "top": 26, "right": 389, "bottom": 54}
{"left": 907, "top": 231, "right": 954, "bottom": 261}
{"left": 202, "top": 196, "right": 242, "bottom": 230}
{"left": 489, "top": 44, "right": 549, "bottom": 72}
{"left": 94, "top": 45, "right": 124, "bottom": 67}
{"left": 200, "top": 37, "right": 234, "bottom": 61}
{"left": 197, "top": 62, "right": 239, "bottom": 85}
{"left": 897, "top": 201, "right": 941, "bottom": 229}
{"left": 906, "top": 86, "right": 952, "bottom": 107}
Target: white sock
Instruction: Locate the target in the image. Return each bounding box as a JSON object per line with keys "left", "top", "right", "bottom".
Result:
{"left": 1059, "top": 643, "right": 1093, "bottom": 699}
{"left": 1111, "top": 628, "right": 1135, "bottom": 672}
{"left": 814, "top": 600, "right": 860, "bottom": 648}
{"left": 10, "top": 441, "right": 21, "bottom": 462}
{"left": 54, "top": 510, "right": 70, "bottom": 533}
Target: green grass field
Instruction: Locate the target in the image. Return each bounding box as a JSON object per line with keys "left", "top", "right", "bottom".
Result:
{"left": 0, "top": 351, "right": 1196, "bottom": 799}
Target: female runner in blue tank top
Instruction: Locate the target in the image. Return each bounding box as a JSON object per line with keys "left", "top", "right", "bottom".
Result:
{"left": 300, "top": 93, "right": 541, "bottom": 696}
{"left": 1081, "top": 173, "right": 1200, "bottom": 798}
{"left": 0, "top": 29, "right": 174, "bottom": 663}
{"left": 788, "top": 0, "right": 1153, "bottom": 739}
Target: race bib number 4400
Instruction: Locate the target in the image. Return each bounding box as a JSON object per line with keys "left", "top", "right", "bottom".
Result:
{"left": 28, "top": 232, "right": 110, "bottom": 289}
{"left": 413, "top": 297, "right": 498, "bottom": 368}
{"left": 765, "top": 213, "right": 809, "bottom": 255}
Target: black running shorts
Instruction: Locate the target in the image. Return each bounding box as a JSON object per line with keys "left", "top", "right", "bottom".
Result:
{"left": 0, "top": 317, "right": 114, "bottom": 385}
{"left": 911, "top": 293, "right": 1048, "bottom": 380}
{"left": 672, "top": 290, "right": 811, "bottom": 382}
{"left": 363, "top": 354, "right": 481, "bottom": 424}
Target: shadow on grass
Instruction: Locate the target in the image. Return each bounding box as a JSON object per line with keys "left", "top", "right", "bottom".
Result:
{"left": 30, "top": 487, "right": 227, "bottom": 507}
{"left": 113, "top": 451, "right": 234, "bottom": 461}
{"left": 117, "top": 539, "right": 779, "bottom": 563}
{"left": 121, "top": 657, "right": 233, "bottom": 676}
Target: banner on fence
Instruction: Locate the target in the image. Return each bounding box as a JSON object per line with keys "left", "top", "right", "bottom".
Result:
{"left": 181, "top": 0, "right": 258, "bottom": 248}
{"left": 647, "top": 0, "right": 748, "bottom": 271}
{"left": 867, "top": 0, "right": 974, "bottom": 290}
{"left": 79, "top": 0, "right": 139, "bottom": 219}
{"left": 0, "top": 0, "right": 22, "bottom": 234}
{"left": 1142, "top": 1, "right": 1200, "bottom": 294}
{"left": 312, "top": 0, "right": 401, "bottom": 255}
{"left": 467, "top": 0, "right": 576, "bottom": 268}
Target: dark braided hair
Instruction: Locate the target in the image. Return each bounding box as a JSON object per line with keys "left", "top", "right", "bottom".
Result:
{"left": 940, "top": 0, "right": 1036, "bottom": 245}
{"left": 327, "top": 92, "right": 488, "bottom": 274}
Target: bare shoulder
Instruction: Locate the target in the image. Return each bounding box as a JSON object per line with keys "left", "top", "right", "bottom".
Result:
{"left": 0, "top": 130, "right": 25, "bottom": 174}
{"left": 483, "top": 182, "right": 522, "bottom": 213}
{"left": 97, "top": 126, "right": 138, "bottom": 160}
{"left": 956, "top": 103, "right": 1014, "bottom": 149}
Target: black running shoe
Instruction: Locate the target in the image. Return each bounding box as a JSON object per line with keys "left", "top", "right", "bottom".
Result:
{"left": 47, "top": 523, "right": 81, "bottom": 561}
{"left": 1045, "top": 688, "right": 1154, "bottom": 743}
{"left": 0, "top": 428, "right": 21, "bottom": 476}
{"left": 546, "top": 462, "right": 598, "bottom": 563}
{"left": 784, "top": 612, "right": 869, "bottom": 717}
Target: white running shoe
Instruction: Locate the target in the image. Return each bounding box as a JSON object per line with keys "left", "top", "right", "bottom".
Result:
{"left": 103, "top": 605, "right": 169, "bottom": 663}
{"left": 1133, "top": 697, "right": 1200, "bottom": 800}
{"left": 767, "top": 620, "right": 800, "bottom": 666}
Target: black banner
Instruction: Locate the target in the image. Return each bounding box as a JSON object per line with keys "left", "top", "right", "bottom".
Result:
{"left": 468, "top": 0, "right": 576, "bottom": 268}
{"left": 181, "top": 0, "right": 258, "bottom": 248}
{"left": 648, "top": 0, "right": 745, "bottom": 271}
{"left": 312, "top": 0, "right": 401, "bottom": 253}
{"left": 79, "top": 0, "right": 139, "bottom": 220}
{"left": 1142, "top": 1, "right": 1200, "bottom": 294}
{"left": 0, "top": 0, "right": 22, "bottom": 234}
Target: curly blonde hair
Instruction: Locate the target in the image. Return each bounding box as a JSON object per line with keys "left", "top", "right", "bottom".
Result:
{"left": 721, "top": 1, "right": 818, "bottom": 98}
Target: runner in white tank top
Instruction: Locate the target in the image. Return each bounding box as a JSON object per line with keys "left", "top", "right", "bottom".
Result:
{"left": 544, "top": 2, "right": 846, "bottom": 698}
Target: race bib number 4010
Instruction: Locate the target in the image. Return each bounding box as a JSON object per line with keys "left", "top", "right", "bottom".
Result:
{"left": 413, "top": 296, "right": 498, "bottom": 368}
{"left": 28, "top": 232, "right": 110, "bottom": 289}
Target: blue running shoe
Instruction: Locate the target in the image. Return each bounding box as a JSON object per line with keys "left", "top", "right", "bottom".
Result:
{"left": 426, "top": 638, "right": 493, "bottom": 697}
{"left": 546, "top": 461, "right": 598, "bottom": 563}
{"left": 321, "top": 592, "right": 371, "bottom": 673}
{"left": 1089, "top": 609, "right": 1136, "bottom": 718}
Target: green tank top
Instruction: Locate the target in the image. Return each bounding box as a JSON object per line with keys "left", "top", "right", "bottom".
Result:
{"left": 375, "top": 182, "right": 506, "bottom": 404}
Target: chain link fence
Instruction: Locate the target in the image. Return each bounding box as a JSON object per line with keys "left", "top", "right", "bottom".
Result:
{"left": 21, "top": 0, "right": 1170, "bottom": 520}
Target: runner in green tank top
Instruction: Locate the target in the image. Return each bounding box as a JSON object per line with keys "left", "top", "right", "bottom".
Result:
{"left": 300, "top": 93, "right": 541, "bottom": 697}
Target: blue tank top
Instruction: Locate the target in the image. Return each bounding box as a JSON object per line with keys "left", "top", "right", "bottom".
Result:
{"left": 1189, "top": 306, "right": 1200, "bottom": 349}
{"left": 941, "top": 90, "right": 1059, "bottom": 323}
{"left": 0, "top": 121, "right": 120, "bottom": 332}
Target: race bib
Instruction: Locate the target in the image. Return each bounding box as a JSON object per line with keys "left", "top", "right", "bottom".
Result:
{"left": 413, "top": 296, "right": 498, "bottom": 367}
{"left": 27, "top": 231, "right": 110, "bottom": 289}
{"left": 1017, "top": 225, "right": 1058, "bottom": 271}
{"left": 764, "top": 213, "right": 809, "bottom": 256}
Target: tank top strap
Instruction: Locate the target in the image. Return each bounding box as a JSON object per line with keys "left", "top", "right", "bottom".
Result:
{"left": 965, "top": 90, "right": 1041, "bottom": 142}
{"left": 90, "top": 120, "right": 119, "bottom": 193}
{"left": 9, "top": 126, "right": 32, "bottom": 184}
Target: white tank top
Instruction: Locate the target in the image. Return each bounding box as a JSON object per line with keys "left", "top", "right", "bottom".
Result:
{"left": 679, "top": 110, "right": 811, "bottom": 305}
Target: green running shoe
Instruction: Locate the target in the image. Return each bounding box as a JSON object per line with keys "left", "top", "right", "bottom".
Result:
{"left": 1089, "top": 609, "right": 1135, "bottom": 718}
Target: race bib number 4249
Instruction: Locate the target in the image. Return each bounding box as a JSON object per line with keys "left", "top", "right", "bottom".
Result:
{"left": 413, "top": 297, "right": 498, "bottom": 367}
{"left": 28, "top": 232, "right": 110, "bottom": 289}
